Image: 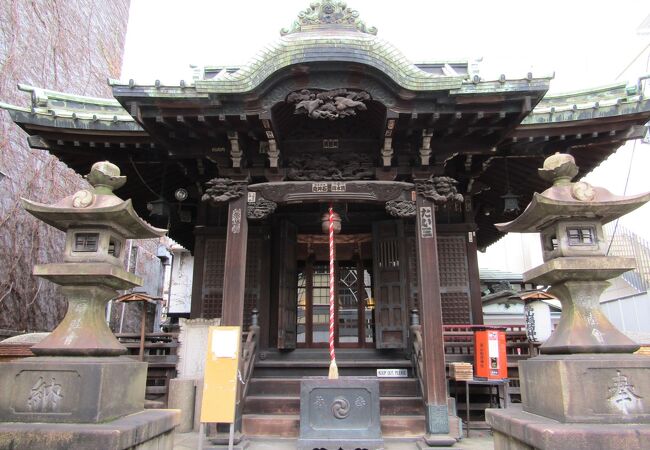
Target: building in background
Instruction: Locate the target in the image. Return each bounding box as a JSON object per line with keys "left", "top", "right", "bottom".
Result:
{"left": 0, "top": 1, "right": 169, "bottom": 336}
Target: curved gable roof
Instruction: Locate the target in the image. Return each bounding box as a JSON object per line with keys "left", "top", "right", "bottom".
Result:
{"left": 193, "top": 29, "right": 467, "bottom": 94}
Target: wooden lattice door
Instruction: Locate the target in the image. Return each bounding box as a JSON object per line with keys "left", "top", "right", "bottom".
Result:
{"left": 372, "top": 220, "right": 408, "bottom": 349}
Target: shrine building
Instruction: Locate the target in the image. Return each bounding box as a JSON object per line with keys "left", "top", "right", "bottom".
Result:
{"left": 2, "top": 0, "right": 650, "bottom": 440}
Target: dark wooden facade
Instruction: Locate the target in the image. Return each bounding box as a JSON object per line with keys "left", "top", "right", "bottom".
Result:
{"left": 3, "top": 0, "right": 650, "bottom": 439}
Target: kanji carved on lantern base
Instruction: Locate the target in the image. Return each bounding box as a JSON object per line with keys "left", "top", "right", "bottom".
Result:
{"left": 416, "top": 176, "right": 464, "bottom": 205}
{"left": 287, "top": 89, "right": 370, "bottom": 120}
{"left": 201, "top": 178, "right": 245, "bottom": 204}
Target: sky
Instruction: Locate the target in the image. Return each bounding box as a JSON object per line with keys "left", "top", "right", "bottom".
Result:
{"left": 121, "top": 0, "right": 648, "bottom": 91}
{"left": 121, "top": 0, "right": 650, "bottom": 269}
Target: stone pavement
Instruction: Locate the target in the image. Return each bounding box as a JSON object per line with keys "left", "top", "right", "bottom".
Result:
{"left": 173, "top": 432, "right": 495, "bottom": 449}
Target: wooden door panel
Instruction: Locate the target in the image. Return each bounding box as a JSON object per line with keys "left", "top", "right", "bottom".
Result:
{"left": 277, "top": 220, "right": 298, "bottom": 349}
{"left": 372, "top": 220, "right": 408, "bottom": 349}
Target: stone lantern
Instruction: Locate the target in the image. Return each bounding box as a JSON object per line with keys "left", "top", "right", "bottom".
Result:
{"left": 0, "top": 162, "right": 178, "bottom": 449}
{"left": 486, "top": 153, "right": 650, "bottom": 450}
{"left": 496, "top": 153, "right": 649, "bottom": 354}
{"left": 24, "top": 161, "right": 166, "bottom": 356}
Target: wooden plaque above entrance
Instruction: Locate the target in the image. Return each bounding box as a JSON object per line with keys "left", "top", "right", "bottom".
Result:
{"left": 248, "top": 181, "right": 413, "bottom": 204}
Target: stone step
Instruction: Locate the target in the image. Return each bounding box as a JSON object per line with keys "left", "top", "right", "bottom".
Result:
{"left": 242, "top": 414, "right": 432, "bottom": 438}
{"left": 243, "top": 395, "right": 424, "bottom": 416}
{"left": 253, "top": 361, "right": 413, "bottom": 378}
{"left": 258, "top": 348, "right": 410, "bottom": 362}
{"left": 248, "top": 377, "right": 419, "bottom": 398}
{"left": 255, "top": 358, "right": 412, "bottom": 368}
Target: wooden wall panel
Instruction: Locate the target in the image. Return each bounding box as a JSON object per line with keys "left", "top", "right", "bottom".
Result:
{"left": 438, "top": 235, "right": 471, "bottom": 324}
{"left": 201, "top": 237, "right": 227, "bottom": 318}
{"left": 407, "top": 231, "right": 474, "bottom": 324}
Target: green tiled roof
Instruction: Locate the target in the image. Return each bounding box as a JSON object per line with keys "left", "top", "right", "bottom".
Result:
{"left": 0, "top": 84, "right": 141, "bottom": 131}
{"left": 522, "top": 78, "right": 650, "bottom": 125}
{"left": 191, "top": 30, "right": 467, "bottom": 94}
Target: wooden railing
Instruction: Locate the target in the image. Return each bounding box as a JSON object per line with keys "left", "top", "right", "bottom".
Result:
{"left": 443, "top": 324, "right": 537, "bottom": 364}
{"left": 239, "top": 309, "right": 260, "bottom": 405}
{"left": 409, "top": 322, "right": 426, "bottom": 401}
{"left": 409, "top": 316, "right": 539, "bottom": 407}
{"left": 116, "top": 331, "right": 179, "bottom": 406}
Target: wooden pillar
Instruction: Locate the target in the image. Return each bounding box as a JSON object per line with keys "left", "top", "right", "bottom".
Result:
{"left": 466, "top": 231, "right": 484, "bottom": 324}
{"left": 415, "top": 195, "right": 449, "bottom": 435}
{"left": 221, "top": 193, "right": 248, "bottom": 327}
{"left": 190, "top": 201, "right": 208, "bottom": 318}
{"left": 190, "top": 232, "right": 206, "bottom": 319}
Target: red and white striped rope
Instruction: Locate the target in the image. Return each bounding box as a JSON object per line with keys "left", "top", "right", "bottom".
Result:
{"left": 328, "top": 205, "right": 336, "bottom": 366}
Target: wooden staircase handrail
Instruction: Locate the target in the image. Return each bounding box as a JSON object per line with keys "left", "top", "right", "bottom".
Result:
{"left": 409, "top": 324, "right": 426, "bottom": 404}
{"left": 240, "top": 323, "right": 260, "bottom": 403}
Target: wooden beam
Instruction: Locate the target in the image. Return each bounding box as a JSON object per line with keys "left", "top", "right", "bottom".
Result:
{"left": 466, "top": 231, "right": 484, "bottom": 324}
{"left": 221, "top": 194, "right": 249, "bottom": 327}
{"left": 414, "top": 195, "right": 449, "bottom": 434}
{"left": 190, "top": 233, "right": 206, "bottom": 319}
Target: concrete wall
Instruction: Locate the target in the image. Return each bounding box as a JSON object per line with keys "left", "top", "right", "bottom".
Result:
{"left": 0, "top": 1, "right": 137, "bottom": 332}
{"left": 108, "top": 241, "right": 169, "bottom": 334}
{"left": 167, "top": 247, "right": 193, "bottom": 315}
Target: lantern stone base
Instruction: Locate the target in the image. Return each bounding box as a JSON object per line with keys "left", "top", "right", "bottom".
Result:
{"left": 486, "top": 354, "right": 650, "bottom": 450}
{"left": 0, "top": 356, "right": 146, "bottom": 424}
{"left": 519, "top": 354, "right": 650, "bottom": 423}
{"left": 486, "top": 406, "right": 650, "bottom": 450}
{"left": 0, "top": 408, "right": 180, "bottom": 450}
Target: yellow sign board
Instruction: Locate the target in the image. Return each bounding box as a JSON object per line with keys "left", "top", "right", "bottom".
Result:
{"left": 200, "top": 326, "right": 241, "bottom": 424}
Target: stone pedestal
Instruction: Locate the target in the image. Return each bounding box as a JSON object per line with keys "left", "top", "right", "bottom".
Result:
{"left": 486, "top": 353, "right": 650, "bottom": 450}
{"left": 297, "top": 378, "right": 383, "bottom": 450}
{"left": 0, "top": 356, "right": 146, "bottom": 423}
{"left": 487, "top": 406, "right": 650, "bottom": 450}
{"left": 0, "top": 408, "right": 180, "bottom": 450}
{"left": 520, "top": 354, "right": 650, "bottom": 423}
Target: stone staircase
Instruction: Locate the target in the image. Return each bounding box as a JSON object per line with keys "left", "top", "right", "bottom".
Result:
{"left": 241, "top": 349, "right": 461, "bottom": 440}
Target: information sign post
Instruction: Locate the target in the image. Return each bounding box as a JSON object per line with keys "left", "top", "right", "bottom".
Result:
{"left": 198, "top": 326, "right": 241, "bottom": 450}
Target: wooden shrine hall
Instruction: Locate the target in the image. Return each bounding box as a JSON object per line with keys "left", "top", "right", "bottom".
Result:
{"left": 3, "top": 0, "right": 650, "bottom": 442}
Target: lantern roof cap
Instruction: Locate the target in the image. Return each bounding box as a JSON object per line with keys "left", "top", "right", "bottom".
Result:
{"left": 496, "top": 153, "right": 650, "bottom": 233}
{"left": 22, "top": 161, "right": 167, "bottom": 239}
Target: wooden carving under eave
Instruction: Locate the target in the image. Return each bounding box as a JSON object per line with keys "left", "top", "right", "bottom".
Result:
{"left": 415, "top": 176, "right": 464, "bottom": 206}
{"left": 267, "top": 140, "right": 280, "bottom": 168}
{"left": 286, "top": 89, "right": 370, "bottom": 120}
{"left": 247, "top": 197, "right": 277, "bottom": 220}
{"left": 419, "top": 129, "right": 433, "bottom": 166}
{"left": 286, "top": 153, "right": 374, "bottom": 181}
{"left": 201, "top": 178, "right": 246, "bottom": 205}
{"left": 248, "top": 181, "right": 413, "bottom": 204}
{"left": 228, "top": 131, "right": 243, "bottom": 169}
{"left": 382, "top": 119, "right": 395, "bottom": 167}
{"left": 385, "top": 200, "right": 416, "bottom": 218}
